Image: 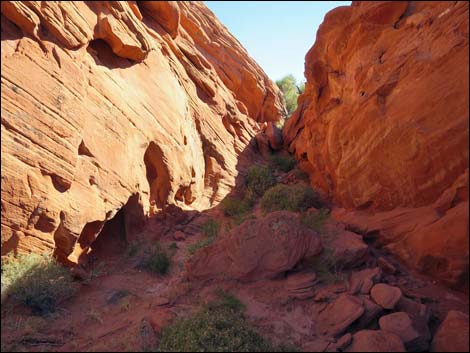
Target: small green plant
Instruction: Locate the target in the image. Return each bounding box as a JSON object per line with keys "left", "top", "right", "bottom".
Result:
{"left": 245, "top": 165, "right": 276, "bottom": 197}
{"left": 301, "top": 209, "right": 329, "bottom": 232}
{"left": 309, "top": 248, "right": 346, "bottom": 284}
{"left": 221, "top": 196, "right": 252, "bottom": 217}
{"left": 270, "top": 154, "right": 296, "bottom": 173}
{"left": 202, "top": 219, "right": 220, "bottom": 238}
{"left": 210, "top": 289, "right": 246, "bottom": 312}
{"left": 187, "top": 237, "right": 214, "bottom": 255}
{"left": 233, "top": 213, "right": 257, "bottom": 226}
{"left": 1, "top": 253, "right": 77, "bottom": 315}
{"left": 157, "top": 296, "right": 271, "bottom": 352}
{"left": 140, "top": 245, "right": 170, "bottom": 275}
{"left": 188, "top": 219, "right": 220, "bottom": 255}
{"left": 261, "top": 184, "right": 323, "bottom": 213}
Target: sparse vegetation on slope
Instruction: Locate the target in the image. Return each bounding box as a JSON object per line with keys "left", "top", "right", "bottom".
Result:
{"left": 246, "top": 165, "right": 277, "bottom": 197}
{"left": 158, "top": 291, "right": 287, "bottom": 352}
{"left": 301, "top": 209, "right": 330, "bottom": 233}
{"left": 140, "top": 245, "right": 170, "bottom": 275}
{"left": 188, "top": 219, "right": 220, "bottom": 255}
{"left": 1, "top": 253, "right": 77, "bottom": 315}
{"left": 261, "top": 184, "right": 323, "bottom": 213}
{"left": 221, "top": 196, "right": 252, "bottom": 217}
{"left": 270, "top": 154, "right": 296, "bottom": 173}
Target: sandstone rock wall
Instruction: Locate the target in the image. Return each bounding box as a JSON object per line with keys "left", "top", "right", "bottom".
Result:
{"left": 1, "top": 1, "right": 285, "bottom": 262}
{"left": 284, "top": 1, "right": 469, "bottom": 288}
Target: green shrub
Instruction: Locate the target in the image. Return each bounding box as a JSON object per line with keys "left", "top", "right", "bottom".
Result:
{"left": 309, "top": 248, "right": 346, "bottom": 284}
{"left": 221, "top": 196, "right": 252, "bottom": 217}
{"left": 157, "top": 299, "right": 270, "bottom": 352}
{"left": 140, "top": 245, "right": 170, "bottom": 275}
{"left": 202, "top": 219, "right": 220, "bottom": 238}
{"left": 245, "top": 165, "right": 276, "bottom": 197}
{"left": 261, "top": 184, "right": 322, "bottom": 213}
{"left": 187, "top": 237, "right": 215, "bottom": 255}
{"left": 1, "top": 253, "right": 77, "bottom": 315}
{"left": 188, "top": 219, "right": 220, "bottom": 255}
{"left": 301, "top": 209, "right": 329, "bottom": 232}
{"left": 209, "top": 289, "right": 246, "bottom": 312}
{"left": 270, "top": 155, "right": 296, "bottom": 173}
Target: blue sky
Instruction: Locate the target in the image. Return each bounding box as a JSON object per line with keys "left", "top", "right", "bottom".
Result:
{"left": 205, "top": 1, "right": 350, "bottom": 83}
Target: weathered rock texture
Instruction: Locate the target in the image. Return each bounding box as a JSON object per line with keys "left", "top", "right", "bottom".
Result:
{"left": 1, "top": 1, "right": 285, "bottom": 262}
{"left": 187, "top": 211, "right": 322, "bottom": 282}
{"left": 284, "top": 1, "right": 469, "bottom": 288}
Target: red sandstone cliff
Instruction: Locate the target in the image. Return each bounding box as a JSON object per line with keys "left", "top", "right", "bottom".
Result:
{"left": 284, "top": 1, "right": 469, "bottom": 288}
{"left": 0, "top": 1, "right": 285, "bottom": 263}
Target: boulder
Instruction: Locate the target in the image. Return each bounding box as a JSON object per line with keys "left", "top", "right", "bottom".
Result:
{"left": 329, "top": 231, "right": 368, "bottom": 269}
{"left": 371, "top": 283, "right": 402, "bottom": 309}
{"left": 317, "top": 294, "right": 364, "bottom": 337}
{"left": 354, "top": 295, "right": 383, "bottom": 330}
{"left": 431, "top": 310, "right": 469, "bottom": 352}
{"left": 349, "top": 267, "right": 381, "bottom": 295}
{"left": 187, "top": 211, "right": 322, "bottom": 282}
{"left": 379, "top": 312, "right": 429, "bottom": 351}
{"left": 345, "top": 330, "right": 405, "bottom": 352}
{"left": 286, "top": 272, "right": 317, "bottom": 300}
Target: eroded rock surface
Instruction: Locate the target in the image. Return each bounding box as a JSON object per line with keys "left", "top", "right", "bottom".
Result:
{"left": 283, "top": 1, "right": 469, "bottom": 288}
{"left": 1, "top": 1, "right": 285, "bottom": 262}
{"left": 186, "top": 211, "right": 322, "bottom": 281}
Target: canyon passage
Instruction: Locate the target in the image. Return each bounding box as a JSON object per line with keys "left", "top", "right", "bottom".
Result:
{"left": 1, "top": 1, "right": 469, "bottom": 352}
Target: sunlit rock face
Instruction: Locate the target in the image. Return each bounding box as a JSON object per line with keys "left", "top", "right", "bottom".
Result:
{"left": 0, "top": 1, "right": 285, "bottom": 262}
{"left": 284, "top": 1, "right": 469, "bottom": 288}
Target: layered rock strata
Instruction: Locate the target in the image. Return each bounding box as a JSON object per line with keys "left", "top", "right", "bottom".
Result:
{"left": 1, "top": 1, "right": 285, "bottom": 262}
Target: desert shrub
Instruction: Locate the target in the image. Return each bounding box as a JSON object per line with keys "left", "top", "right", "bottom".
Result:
{"left": 245, "top": 165, "right": 276, "bottom": 197}
{"left": 309, "top": 248, "right": 347, "bottom": 284}
{"left": 270, "top": 154, "right": 296, "bottom": 173}
{"left": 202, "top": 219, "right": 220, "bottom": 238}
{"left": 221, "top": 196, "right": 252, "bottom": 217}
{"left": 261, "top": 184, "right": 323, "bottom": 213}
{"left": 187, "top": 237, "right": 215, "bottom": 255}
{"left": 209, "top": 289, "right": 246, "bottom": 312}
{"left": 301, "top": 209, "right": 330, "bottom": 233}
{"left": 157, "top": 289, "right": 297, "bottom": 352}
{"left": 158, "top": 293, "right": 270, "bottom": 352}
{"left": 188, "top": 219, "right": 220, "bottom": 255}
{"left": 140, "top": 245, "right": 170, "bottom": 275}
{"left": 1, "top": 253, "right": 77, "bottom": 315}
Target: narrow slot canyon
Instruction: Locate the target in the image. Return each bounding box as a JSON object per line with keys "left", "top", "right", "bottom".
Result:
{"left": 1, "top": 1, "right": 468, "bottom": 352}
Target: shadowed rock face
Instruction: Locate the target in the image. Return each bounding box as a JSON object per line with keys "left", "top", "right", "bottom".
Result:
{"left": 0, "top": 1, "right": 286, "bottom": 262}
{"left": 284, "top": 1, "right": 469, "bottom": 288}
